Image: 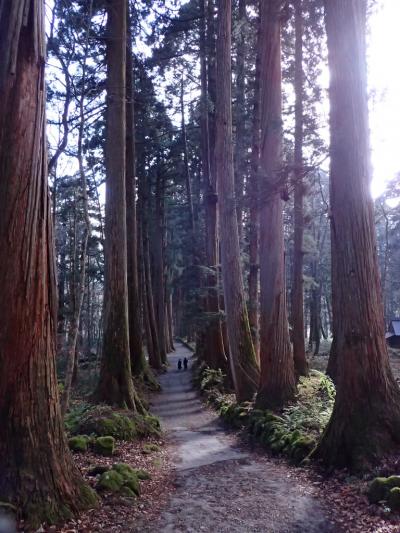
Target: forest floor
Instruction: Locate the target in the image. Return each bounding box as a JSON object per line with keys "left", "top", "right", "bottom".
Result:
{"left": 133, "top": 344, "right": 335, "bottom": 533}
{"left": 134, "top": 343, "right": 400, "bottom": 533}
{"left": 48, "top": 343, "right": 400, "bottom": 533}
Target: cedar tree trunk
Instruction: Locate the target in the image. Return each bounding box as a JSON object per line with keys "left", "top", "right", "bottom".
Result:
{"left": 95, "top": 0, "right": 136, "bottom": 409}
{"left": 0, "top": 1, "right": 96, "bottom": 526}
{"left": 216, "top": 0, "right": 259, "bottom": 401}
{"left": 314, "top": 0, "right": 400, "bottom": 469}
{"left": 256, "top": 0, "right": 296, "bottom": 409}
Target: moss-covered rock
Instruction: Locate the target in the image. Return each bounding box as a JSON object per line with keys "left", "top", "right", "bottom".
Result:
{"left": 134, "top": 414, "right": 161, "bottom": 438}
{"left": 388, "top": 487, "right": 400, "bottom": 511}
{"left": 97, "top": 470, "right": 124, "bottom": 492}
{"left": 73, "top": 406, "right": 137, "bottom": 440}
{"left": 112, "top": 464, "right": 140, "bottom": 496}
{"left": 119, "top": 486, "right": 137, "bottom": 499}
{"left": 88, "top": 465, "right": 111, "bottom": 477}
{"left": 68, "top": 435, "right": 90, "bottom": 452}
{"left": 134, "top": 469, "right": 151, "bottom": 480}
{"left": 368, "top": 476, "right": 400, "bottom": 504}
{"left": 290, "top": 436, "right": 316, "bottom": 463}
{"left": 95, "top": 436, "right": 115, "bottom": 456}
{"left": 142, "top": 443, "right": 161, "bottom": 454}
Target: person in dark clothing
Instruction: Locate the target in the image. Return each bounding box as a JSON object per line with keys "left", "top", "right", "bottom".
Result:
{"left": 183, "top": 357, "right": 188, "bottom": 370}
{"left": 177, "top": 359, "right": 182, "bottom": 371}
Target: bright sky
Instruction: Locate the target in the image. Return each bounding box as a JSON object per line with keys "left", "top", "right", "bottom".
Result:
{"left": 369, "top": 0, "right": 400, "bottom": 198}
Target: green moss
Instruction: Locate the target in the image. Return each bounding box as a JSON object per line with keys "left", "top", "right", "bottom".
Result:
{"left": 134, "top": 413, "right": 162, "bottom": 438}
{"left": 368, "top": 476, "right": 400, "bottom": 504}
{"left": 112, "top": 464, "right": 140, "bottom": 495}
{"left": 388, "top": 487, "right": 400, "bottom": 511}
{"left": 95, "top": 436, "right": 115, "bottom": 456}
{"left": 68, "top": 435, "right": 89, "bottom": 452}
{"left": 79, "top": 483, "right": 99, "bottom": 507}
{"left": 143, "top": 443, "right": 161, "bottom": 454}
{"left": 97, "top": 470, "right": 124, "bottom": 492}
{"left": 134, "top": 469, "right": 151, "bottom": 480}
{"left": 290, "top": 436, "right": 316, "bottom": 463}
{"left": 119, "top": 486, "right": 137, "bottom": 499}
{"left": 88, "top": 465, "right": 110, "bottom": 476}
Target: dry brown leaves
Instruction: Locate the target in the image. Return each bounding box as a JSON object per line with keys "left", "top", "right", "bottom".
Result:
{"left": 22, "top": 436, "right": 174, "bottom": 533}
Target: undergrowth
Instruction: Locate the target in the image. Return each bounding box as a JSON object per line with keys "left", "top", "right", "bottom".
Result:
{"left": 195, "top": 363, "right": 335, "bottom": 464}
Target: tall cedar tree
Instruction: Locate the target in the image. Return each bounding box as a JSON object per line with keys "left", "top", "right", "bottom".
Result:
{"left": 291, "top": 0, "right": 308, "bottom": 377}
{"left": 314, "top": 0, "right": 400, "bottom": 468}
{"left": 95, "top": 0, "right": 137, "bottom": 408}
{"left": 201, "top": 0, "right": 228, "bottom": 371}
{"left": 215, "top": 0, "right": 259, "bottom": 401}
{"left": 126, "top": 4, "right": 148, "bottom": 380}
{"left": 0, "top": 0, "right": 96, "bottom": 525}
{"left": 257, "top": 0, "right": 296, "bottom": 408}
{"left": 248, "top": 2, "right": 261, "bottom": 356}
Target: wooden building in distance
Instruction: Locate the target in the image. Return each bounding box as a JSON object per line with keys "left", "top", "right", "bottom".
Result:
{"left": 386, "top": 319, "right": 400, "bottom": 349}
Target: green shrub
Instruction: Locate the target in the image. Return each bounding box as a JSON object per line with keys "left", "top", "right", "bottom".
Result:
{"left": 200, "top": 368, "right": 226, "bottom": 393}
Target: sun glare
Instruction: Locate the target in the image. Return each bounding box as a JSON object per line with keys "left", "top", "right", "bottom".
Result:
{"left": 369, "top": 0, "right": 400, "bottom": 198}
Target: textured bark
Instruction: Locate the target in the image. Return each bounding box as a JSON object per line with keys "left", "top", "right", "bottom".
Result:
{"left": 314, "top": 0, "right": 400, "bottom": 469}
{"left": 248, "top": 4, "right": 261, "bottom": 357}
{"left": 95, "top": 0, "right": 136, "bottom": 409}
{"left": 291, "top": 0, "right": 308, "bottom": 377}
{"left": 0, "top": 1, "right": 96, "bottom": 525}
{"left": 256, "top": 0, "right": 296, "bottom": 409}
{"left": 144, "top": 230, "right": 162, "bottom": 369}
{"left": 216, "top": 0, "right": 259, "bottom": 401}
{"left": 126, "top": 8, "right": 146, "bottom": 377}
{"left": 234, "top": 0, "right": 246, "bottom": 243}
{"left": 200, "top": 0, "right": 227, "bottom": 371}
{"left": 153, "top": 171, "right": 167, "bottom": 364}
{"left": 181, "top": 75, "right": 195, "bottom": 232}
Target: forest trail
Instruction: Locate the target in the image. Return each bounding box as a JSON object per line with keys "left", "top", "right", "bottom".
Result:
{"left": 136, "top": 343, "right": 340, "bottom": 533}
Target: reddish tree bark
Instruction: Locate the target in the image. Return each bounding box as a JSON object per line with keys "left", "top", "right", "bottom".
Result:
{"left": 216, "top": 0, "right": 259, "bottom": 401}
{"left": 248, "top": 3, "right": 261, "bottom": 357}
{"left": 95, "top": 0, "right": 137, "bottom": 409}
{"left": 314, "top": 0, "right": 400, "bottom": 469}
{"left": 256, "top": 0, "right": 296, "bottom": 409}
{"left": 200, "top": 0, "right": 227, "bottom": 371}
{"left": 126, "top": 5, "right": 148, "bottom": 379}
{"left": 291, "top": 0, "right": 308, "bottom": 377}
{"left": 0, "top": 1, "right": 96, "bottom": 525}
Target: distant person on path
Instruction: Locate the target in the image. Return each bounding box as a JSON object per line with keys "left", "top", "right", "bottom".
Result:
{"left": 177, "top": 359, "right": 182, "bottom": 371}
{"left": 183, "top": 357, "right": 188, "bottom": 370}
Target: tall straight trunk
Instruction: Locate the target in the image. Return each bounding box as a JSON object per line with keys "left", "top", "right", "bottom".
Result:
{"left": 126, "top": 6, "right": 146, "bottom": 377}
{"left": 153, "top": 171, "right": 167, "bottom": 364}
{"left": 144, "top": 230, "right": 162, "bottom": 368}
{"left": 95, "top": 0, "right": 136, "bottom": 409}
{"left": 61, "top": 1, "right": 93, "bottom": 414}
{"left": 200, "top": 0, "right": 227, "bottom": 370}
{"left": 181, "top": 75, "right": 195, "bottom": 232}
{"left": 256, "top": 0, "right": 295, "bottom": 409}
{"left": 0, "top": 1, "right": 96, "bottom": 525}
{"left": 291, "top": 0, "right": 308, "bottom": 377}
{"left": 234, "top": 0, "right": 246, "bottom": 243}
{"left": 216, "top": 0, "right": 259, "bottom": 402}
{"left": 248, "top": 3, "right": 261, "bottom": 356}
{"left": 314, "top": 0, "right": 400, "bottom": 469}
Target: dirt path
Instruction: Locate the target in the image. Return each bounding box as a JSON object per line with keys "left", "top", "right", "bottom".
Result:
{"left": 135, "top": 344, "right": 340, "bottom": 533}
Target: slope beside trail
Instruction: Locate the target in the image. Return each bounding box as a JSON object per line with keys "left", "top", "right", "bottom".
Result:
{"left": 135, "top": 343, "right": 340, "bottom": 533}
